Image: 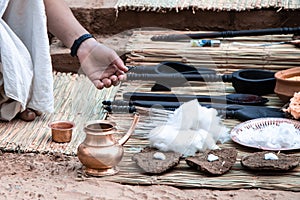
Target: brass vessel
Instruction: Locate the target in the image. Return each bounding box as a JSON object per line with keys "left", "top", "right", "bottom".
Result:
{"left": 77, "top": 113, "right": 139, "bottom": 176}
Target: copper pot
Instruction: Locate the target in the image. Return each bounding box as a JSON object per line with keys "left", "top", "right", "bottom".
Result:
{"left": 49, "top": 120, "right": 75, "bottom": 143}
{"left": 77, "top": 113, "right": 140, "bottom": 176}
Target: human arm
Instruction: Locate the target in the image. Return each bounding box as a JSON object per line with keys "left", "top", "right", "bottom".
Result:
{"left": 44, "top": 0, "right": 128, "bottom": 89}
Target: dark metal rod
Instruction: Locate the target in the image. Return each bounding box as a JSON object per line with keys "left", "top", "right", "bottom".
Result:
{"left": 104, "top": 100, "right": 261, "bottom": 111}
{"left": 126, "top": 73, "right": 232, "bottom": 82}
{"left": 127, "top": 61, "right": 217, "bottom": 75}
{"left": 151, "top": 27, "right": 300, "bottom": 41}
{"left": 103, "top": 105, "right": 137, "bottom": 113}
{"left": 103, "top": 101, "right": 284, "bottom": 121}
{"left": 123, "top": 92, "right": 269, "bottom": 105}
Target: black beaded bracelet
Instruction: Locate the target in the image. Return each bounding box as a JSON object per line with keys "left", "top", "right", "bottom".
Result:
{"left": 70, "top": 33, "right": 94, "bottom": 57}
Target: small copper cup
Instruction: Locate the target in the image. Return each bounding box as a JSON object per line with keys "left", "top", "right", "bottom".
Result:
{"left": 49, "top": 120, "right": 75, "bottom": 143}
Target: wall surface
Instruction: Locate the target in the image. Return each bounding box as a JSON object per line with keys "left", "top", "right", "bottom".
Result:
{"left": 65, "top": 0, "right": 300, "bottom": 35}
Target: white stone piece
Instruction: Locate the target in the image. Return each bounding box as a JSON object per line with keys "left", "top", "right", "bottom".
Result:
{"left": 207, "top": 154, "right": 219, "bottom": 162}
{"left": 153, "top": 152, "right": 166, "bottom": 160}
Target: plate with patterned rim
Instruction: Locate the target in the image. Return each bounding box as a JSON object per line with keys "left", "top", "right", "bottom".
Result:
{"left": 230, "top": 118, "right": 300, "bottom": 151}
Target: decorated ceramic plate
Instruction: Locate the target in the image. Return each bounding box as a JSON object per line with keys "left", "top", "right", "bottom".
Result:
{"left": 230, "top": 118, "right": 300, "bottom": 151}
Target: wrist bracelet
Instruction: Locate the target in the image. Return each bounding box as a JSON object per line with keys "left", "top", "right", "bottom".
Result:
{"left": 70, "top": 33, "right": 94, "bottom": 57}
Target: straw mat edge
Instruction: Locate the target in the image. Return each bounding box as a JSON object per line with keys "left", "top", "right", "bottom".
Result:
{"left": 116, "top": 0, "right": 300, "bottom": 12}
{"left": 0, "top": 72, "right": 118, "bottom": 155}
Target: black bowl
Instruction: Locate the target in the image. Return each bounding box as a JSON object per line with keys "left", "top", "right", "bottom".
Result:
{"left": 232, "top": 69, "right": 276, "bottom": 95}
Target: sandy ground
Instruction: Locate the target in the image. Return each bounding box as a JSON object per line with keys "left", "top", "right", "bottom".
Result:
{"left": 13, "top": 6, "right": 300, "bottom": 199}
{"left": 0, "top": 151, "right": 299, "bottom": 200}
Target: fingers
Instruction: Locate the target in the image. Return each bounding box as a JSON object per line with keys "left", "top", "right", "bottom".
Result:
{"left": 93, "top": 75, "right": 121, "bottom": 89}
{"left": 102, "top": 78, "right": 112, "bottom": 88}
{"left": 93, "top": 78, "right": 118, "bottom": 89}
{"left": 103, "top": 64, "right": 126, "bottom": 83}
{"left": 114, "top": 68, "right": 126, "bottom": 81}
{"left": 90, "top": 67, "right": 122, "bottom": 89}
{"left": 80, "top": 43, "right": 127, "bottom": 90}
{"left": 117, "top": 73, "right": 127, "bottom": 81}
{"left": 100, "top": 45, "right": 127, "bottom": 72}
{"left": 92, "top": 79, "right": 104, "bottom": 90}
{"left": 112, "top": 57, "right": 128, "bottom": 72}
{"left": 109, "top": 74, "right": 121, "bottom": 86}
{"left": 102, "top": 75, "right": 121, "bottom": 88}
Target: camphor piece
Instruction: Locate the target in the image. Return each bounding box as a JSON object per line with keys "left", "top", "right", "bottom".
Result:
{"left": 241, "top": 152, "right": 299, "bottom": 171}
{"left": 185, "top": 148, "right": 237, "bottom": 175}
{"left": 132, "top": 147, "right": 182, "bottom": 174}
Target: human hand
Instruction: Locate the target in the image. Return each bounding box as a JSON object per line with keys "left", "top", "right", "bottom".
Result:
{"left": 77, "top": 38, "right": 128, "bottom": 89}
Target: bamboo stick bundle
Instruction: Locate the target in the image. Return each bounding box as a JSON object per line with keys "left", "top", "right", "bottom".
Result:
{"left": 126, "top": 47, "right": 300, "bottom": 66}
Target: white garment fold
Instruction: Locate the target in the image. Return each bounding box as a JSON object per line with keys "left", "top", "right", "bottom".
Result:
{"left": 0, "top": 0, "right": 54, "bottom": 120}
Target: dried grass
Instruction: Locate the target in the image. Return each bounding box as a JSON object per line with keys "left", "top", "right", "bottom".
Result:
{"left": 0, "top": 72, "right": 119, "bottom": 155}
{"left": 116, "top": 0, "right": 300, "bottom": 12}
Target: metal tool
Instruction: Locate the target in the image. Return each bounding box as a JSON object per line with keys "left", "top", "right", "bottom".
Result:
{"left": 102, "top": 100, "right": 284, "bottom": 121}
{"left": 151, "top": 26, "right": 300, "bottom": 41}
{"left": 123, "top": 92, "right": 269, "bottom": 105}
{"left": 126, "top": 68, "right": 275, "bottom": 95}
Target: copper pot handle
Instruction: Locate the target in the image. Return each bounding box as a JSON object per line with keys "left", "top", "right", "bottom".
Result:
{"left": 118, "top": 113, "right": 140, "bottom": 146}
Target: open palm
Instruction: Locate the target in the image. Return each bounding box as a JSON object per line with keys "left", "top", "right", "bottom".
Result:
{"left": 79, "top": 42, "right": 128, "bottom": 89}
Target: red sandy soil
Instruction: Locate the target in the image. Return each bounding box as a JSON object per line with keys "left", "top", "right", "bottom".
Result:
{"left": 0, "top": 151, "right": 299, "bottom": 199}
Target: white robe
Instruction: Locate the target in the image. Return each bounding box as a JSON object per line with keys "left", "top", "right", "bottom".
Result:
{"left": 0, "top": 0, "right": 54, "bottom": 120}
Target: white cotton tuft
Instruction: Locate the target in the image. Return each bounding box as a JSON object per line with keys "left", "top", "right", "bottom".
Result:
{"left": 167, "top": 100, "right": 230, "bottom": 143}
{"left": 232, "top": 122, "right": 300, "bottom": 149}
{"left": 148, "top": 100, "right": 229, "bottom": 157}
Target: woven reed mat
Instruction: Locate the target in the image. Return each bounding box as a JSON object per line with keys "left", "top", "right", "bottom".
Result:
{"left": 125, "top": 30, "right": 300, "bottom": 73}
{"left": 0, "top": 72, "right": 119, "bottom": 155}
{"left": 116, "top": 0, "right": 300, "bottom": 12}
{"left": 101, "top": 81, "right": 300, "bottom": 191}
{"left": 97, "top": 30, "right": 300, "bottom": 191}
